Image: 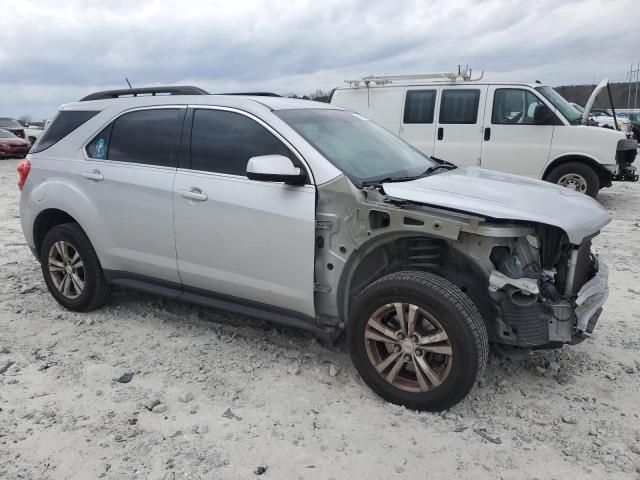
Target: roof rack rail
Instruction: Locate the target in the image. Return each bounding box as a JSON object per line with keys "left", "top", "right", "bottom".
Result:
{"left": 215, "top": 92, "right": 282, "bottom": 97}
{"left": 79, "top": 86, "right": 209, "bottom": 102}
{"left": 345, "top": 65, "right": 484, "bottom": 87}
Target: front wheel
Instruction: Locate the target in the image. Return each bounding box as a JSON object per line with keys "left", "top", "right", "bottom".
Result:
{"left": 348, "top": 271, "right": 488, "bottom": 411}
{"left": 545, "top": 162, "right": 600, "bottom": 198}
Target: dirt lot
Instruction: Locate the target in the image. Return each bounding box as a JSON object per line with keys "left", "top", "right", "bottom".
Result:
{"left": 1, "top": 159, "right": 639, "bottom": 480}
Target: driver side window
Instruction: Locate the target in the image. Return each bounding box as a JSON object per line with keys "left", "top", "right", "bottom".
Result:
{"left": 492, "top": 89, "right": 545, "bottom": 125}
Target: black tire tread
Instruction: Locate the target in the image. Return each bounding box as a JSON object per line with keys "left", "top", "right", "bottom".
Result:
{"left": 41, "top": 223, "right": 110, "bottom": 311}
{"left": 348, "top": 270, "right": 489, "bottom": 410}
{"left": 545, "top": 161, "right": 600, "bottom": 198}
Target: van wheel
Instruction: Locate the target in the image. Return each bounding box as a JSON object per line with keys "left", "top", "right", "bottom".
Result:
{"left": 40, "top": 223, "right": 110, "bottom": 312}
{"left": 348, "top": 271, "right": 488, "bottom": 411}
{"left": 546, "top": 162, "right": 600, "bottom": 198}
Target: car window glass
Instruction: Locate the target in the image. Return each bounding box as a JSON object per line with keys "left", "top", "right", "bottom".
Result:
{"left": 87, "top": 109, "right": 182, "bottom": 166}
{"left": 403, "top": 90, "right": 436, "bottom": 124}
{"left": 32, "top": 110, "right": 100, "bottom": 153}
{"left": 492, "top": 89, "right": 545, "bottom": 125}
{"left": 439, "top": 89, "right": 480, "bottom": 124}
{"left": 190, "top": 109, "right": 292, "bottom": 176}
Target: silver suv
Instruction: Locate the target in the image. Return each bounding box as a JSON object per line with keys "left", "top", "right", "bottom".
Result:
{"left": 18, "top": 86, "right": 610, "bottom": 411}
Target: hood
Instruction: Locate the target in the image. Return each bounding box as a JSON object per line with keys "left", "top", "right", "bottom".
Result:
{"left": 382, "top": 167, "right": 610, "bottom": 244}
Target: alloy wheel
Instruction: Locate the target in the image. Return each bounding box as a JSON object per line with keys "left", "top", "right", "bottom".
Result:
{"left": 364, "top": 303, "right": 453, "bottom": 393}
{"left": 48, "top": 240, "right": 85, "bottom": 299}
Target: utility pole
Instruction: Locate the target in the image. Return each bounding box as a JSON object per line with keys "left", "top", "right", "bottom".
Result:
{"left": 635, "top": 60, "right": 639, "bottom": 110}
{"left": 625, "top": 62, "right": 640, "bottom": 110}
{"left": 628, "top": 63, "right": 633, "bottom": 109}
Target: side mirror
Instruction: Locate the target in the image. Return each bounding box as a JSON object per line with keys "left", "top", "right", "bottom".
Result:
{"left": 246, "top": 155, "right": 306, "bottom": 184}
{"left": 533, "top": 104, "right": 555, "bottom": 125}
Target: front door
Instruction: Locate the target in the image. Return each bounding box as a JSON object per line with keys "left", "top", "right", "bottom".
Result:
{"left": 432, "top": 86, "right": 488, "bottom": 167}
{"left": 173, "top": 107, "right": 317, "bottom": 317}
{"left": 480, "top": 87, "right": 554, "bottom": 178}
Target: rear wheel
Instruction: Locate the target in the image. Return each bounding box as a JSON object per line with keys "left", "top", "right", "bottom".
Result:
{"left": 348, "top": 271, "right": 488, "bottom": 411}
{"left": 545, "top": 162, "right": 600, "bottom": 198}
{"left": 40, "top": 223, "right": 110, "bottom": 311}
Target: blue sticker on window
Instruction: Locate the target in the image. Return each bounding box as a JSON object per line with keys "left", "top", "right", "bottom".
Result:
{"left": 95, "top": 138, "right": 106, "bottom": 159}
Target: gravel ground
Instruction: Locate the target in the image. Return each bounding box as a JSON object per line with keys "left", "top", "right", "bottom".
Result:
{"left": 1, "top": 159, "right": 640, "bottom": 479}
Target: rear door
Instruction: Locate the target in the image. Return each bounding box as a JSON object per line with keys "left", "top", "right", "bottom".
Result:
{"left": 173, "top": 107, "right": 316, "bottom": 317}
{"left": 432, "top": 86, "right": 488, "bottom": 167}
{"left": 399, "top": 88, "right": 438, "bottom": 156}
{"left": 83, "top": 107, "right": 184, "bottom": 283}
{"left": 480, "top": 87, "right": 554, "bottom": 178}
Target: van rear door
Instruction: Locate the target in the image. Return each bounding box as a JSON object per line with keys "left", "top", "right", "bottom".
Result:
{"left": 399, "top": 88, "right": 438, "bottom": 156}
{"left": 432, "top": 86, "right": 488, "bottom": 167}
{"left": 480, "top": 87, "right": 553, "bottom": 178}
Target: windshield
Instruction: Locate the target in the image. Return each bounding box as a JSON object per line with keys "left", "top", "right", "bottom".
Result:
{"left": 536, "top": 86, "right": 582, "bottom": 125}
{"left": 0, "top": 130, "right": 17, "bottom": 138}
{"left": 275, "top": 109, "right": 436, "bottom": 186}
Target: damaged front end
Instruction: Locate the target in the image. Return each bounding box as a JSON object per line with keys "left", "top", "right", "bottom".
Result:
{"left": 486, "top": 228, "right": 608, "bottom": 348}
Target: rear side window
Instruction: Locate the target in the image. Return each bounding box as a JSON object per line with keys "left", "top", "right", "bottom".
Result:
{"left": 439, "top": 89, "right": 480, "bottom": 124}
{"left": 87, "top": 109, "right": 183, "bottom": 167}
{"left": 190, "top": 109, "right": 292, "bottom": 176}
{"left": 32, "top": 110, "right": 99, "bottom": 153}
{"left": 403, "top": 90, "right": 436, "bottom": 124}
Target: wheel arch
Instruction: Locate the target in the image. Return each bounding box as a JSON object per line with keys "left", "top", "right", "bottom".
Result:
{"left": 33, "top": 208, "right": 83, "bottom": 259}
{"left": 542, "top": 154, "right": 611, "bottom": 184}
{"left": 335, "top": 233, "right": 490, "bottom": 325}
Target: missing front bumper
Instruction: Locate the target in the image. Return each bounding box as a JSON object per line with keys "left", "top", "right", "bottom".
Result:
{"left": 574, "top": 257, "right": 609, "bottom": 333}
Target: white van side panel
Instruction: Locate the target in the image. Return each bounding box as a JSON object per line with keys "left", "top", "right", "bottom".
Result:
{"left": 331, "top": 88, "right": 404, "bottom": 135}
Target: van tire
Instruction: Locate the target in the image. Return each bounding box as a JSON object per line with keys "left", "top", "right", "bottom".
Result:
{"left": 348, "top": 271, "right": 488, "bottom": 411}
{"left": 545, "top": 162, "right": 600, "bottom": 198}
{"left": 40, "top": 223, "right": 110, "bottom": 312}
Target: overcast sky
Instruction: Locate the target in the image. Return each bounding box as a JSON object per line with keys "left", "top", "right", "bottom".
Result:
{"left": 1, "top": 0, "right": 637, "bottom": 119}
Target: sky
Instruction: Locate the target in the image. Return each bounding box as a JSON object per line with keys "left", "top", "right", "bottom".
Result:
{"left": 0, "top": 0, "right": 638, "bottom": 120}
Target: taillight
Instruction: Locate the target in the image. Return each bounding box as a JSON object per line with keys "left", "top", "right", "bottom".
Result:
{"left": 17, "top": 159, "right": 31, "bottom": 190}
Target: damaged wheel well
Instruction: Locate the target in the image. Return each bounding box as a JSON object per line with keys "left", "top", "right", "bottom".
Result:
{"left": 338, "top": 235, "right": 494, "bottom": 326}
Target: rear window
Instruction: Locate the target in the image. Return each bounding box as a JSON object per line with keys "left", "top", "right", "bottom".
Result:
{"left": 32, "top": 110, "right": 99, "bottom": 153}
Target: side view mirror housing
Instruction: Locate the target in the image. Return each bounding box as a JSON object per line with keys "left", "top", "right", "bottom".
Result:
{"left": 533, "top": 104, "right": 555, "bottom": 125}
{"left": 246, "top": 155, "right": 306, "bottom": 184}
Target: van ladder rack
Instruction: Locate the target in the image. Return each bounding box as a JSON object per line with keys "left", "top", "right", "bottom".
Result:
{"left": 80, "top": 86, "right": 209, "bottom": 101}
{"left": 345, "top": 65, "right": 484, "bottom": 87}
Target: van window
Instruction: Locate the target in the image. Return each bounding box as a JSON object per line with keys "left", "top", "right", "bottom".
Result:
{"left": 32, "top": 110, "right": 100, "bottom": 153}
{"left": 403, "top": 90, "right": 436, "bottom": 124}
{"left": 190, "top": 109, "right": 292, "bottom": 176}
{"left": 492, "top": 89, "right": 546, "bottom": 125}
{"left": 439, "top": 89, "right": 480, "bottom": 124}
{"left": 87, "top": 109, "right": 183, "bottom": 166}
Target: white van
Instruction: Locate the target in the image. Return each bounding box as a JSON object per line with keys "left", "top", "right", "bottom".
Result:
{"left": 330, "top": 72, "right": 638, "bottom": 197}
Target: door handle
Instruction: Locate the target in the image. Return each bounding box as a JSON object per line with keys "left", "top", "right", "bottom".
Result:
{"left": 484, "top": 127, "right": 491, "bottom": 141}
{"left": 82, "top": 170, "right": 103, "bottom": 181}
{"left": 178, "top": 187, "right": 208, "bottom": 202}
{"left": 437, "top": 127, "right": 444, "bottom": 140}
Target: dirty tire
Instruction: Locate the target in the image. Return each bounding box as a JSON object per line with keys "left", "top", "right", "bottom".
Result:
{"left": 40, "top": 223, "right": 110, "bottom": 312}
{"left": 545, "top": 162, "right": 600, "bottom": 198}
{"left": 348, "top": 271, "right": 488, "bottom": 411}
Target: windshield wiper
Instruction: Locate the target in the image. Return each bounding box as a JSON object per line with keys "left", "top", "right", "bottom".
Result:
{"left": 361, "top": 161, "right": 457, "bottom": 187}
